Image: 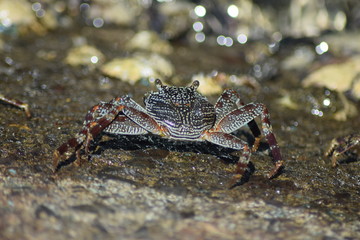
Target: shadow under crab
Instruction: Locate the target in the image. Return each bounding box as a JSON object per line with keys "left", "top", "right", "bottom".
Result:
{"left": 53, "top": 79, "right": 284, "bottom": 186}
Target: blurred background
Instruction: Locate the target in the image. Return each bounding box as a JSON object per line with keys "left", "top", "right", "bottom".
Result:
{"left": 2, "top": 0, "right": 360, "bottom": 119}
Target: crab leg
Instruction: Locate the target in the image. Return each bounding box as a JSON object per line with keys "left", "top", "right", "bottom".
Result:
{"left": 103, "top": 115, "right": 148, "bottom": 135}
{"left": 53, "top": 97, "right": 166, "bottom": 171}
{"left": 214, "top": 102, "right": 283, "bottom": 178}
{"left": 215, "top": 90, "right": 261, "bottom": 151}
{"left": 0, "top": 94, "right": 31, "bottom": 118}
{"left": 202, "top": 131, "right": 252, "bottom": 183}
{"left": 54, "top": 101, "right": 124, "bottom": 169}
{"left": 325, "top": 133, "right": 360, "bottom": 167}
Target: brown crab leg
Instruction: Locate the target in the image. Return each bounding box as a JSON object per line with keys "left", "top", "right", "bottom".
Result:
{"left": 202, "top": 131, "right": 252, "bottom": 185}
{"left": 53, "top": 102, "right": 125, "bottom": 169}
{"left": 0, "top": 94, "right": 31, "bottom": 118}
{"left": 325, "top": 133, "right": 360, "bottom": 167}
{"left": 234, "top": 92, "right": 262, "bottom": 152}
{"left": 53, "top": 97, "right": 167, "bottom": 171}
{"left": 214, "top": 102, "right": 283, "bottom": 178}
{"left": 248, "top": 120, "right": 261, "bottom": 152}
{"left": 215, "top": 89, "right": 261, "bottom": 152}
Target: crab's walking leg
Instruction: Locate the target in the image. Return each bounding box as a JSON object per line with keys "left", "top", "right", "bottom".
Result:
{"left": 0, "top": 94, "right": 31, "bottom": 118}
{"left": 103, "top": 115, "right": 148, "bottom": 135}
{"left": 202, "top": 132, "right": 251, "bottom": 185}
{"left": 215, "top": 90, "right": 261, "bottom": 151}
{"left": 325, "top": 137, "right": 344, "bottom": 167}
{"left": 53, "top": 101, "right": 124, "bottom": 169}
{"left": 214, "top": 102, "right": 283, "bottom": 178}
{"left": 325, "top": 133, "right": 360, "bottom": 167}
{"left": 53, "top": 97, "right": 166, "bottom": 171}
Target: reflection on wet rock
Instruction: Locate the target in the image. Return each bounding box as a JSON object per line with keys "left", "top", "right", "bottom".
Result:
{"left": 126, "top": 31, "right": 173, "bottom": 55}
{"left": 100, "top": 53, "right": 174, "bottom": 84}
{"left": 302, "top": 56, "right": 360, "bottom": 100}
{"left": 193, "top": 71, "right": 260, "bottom": 96}
{"left": 0, "top": 0, "right": 44, "bottom": 35}
{"left": 65, "top": 45, "right": 105, "bottom": 68}
{"left": 83, "top": 0, "right": 142, "bottom": 27}
{"left": 320, "top": 32, "right": 360, "bottom": 56}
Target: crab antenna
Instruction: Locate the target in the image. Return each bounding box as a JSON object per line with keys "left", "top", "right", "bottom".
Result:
{"left": 155, "top": 79, "right": 164, "bottom": 90}
{"left": 191, "top": 80, "right": 200, "bottom": 90}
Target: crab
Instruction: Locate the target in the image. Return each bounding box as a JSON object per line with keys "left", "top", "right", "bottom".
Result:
{"left": 53, "top": 79, "right": 283, "bottom": 184}
{"left": 0, "top": 94, "right": 31, "bottom": 118}
{"left": 325, "top": 133, "right": 360, "bottom": 167}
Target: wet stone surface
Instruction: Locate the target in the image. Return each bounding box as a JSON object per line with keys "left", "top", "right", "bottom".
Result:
{"left": 0, "top": 27, "right": 359, "bottom": 240}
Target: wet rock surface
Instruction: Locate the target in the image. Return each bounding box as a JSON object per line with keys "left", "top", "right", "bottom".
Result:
{"left": 1, "top": 27, "right": 360, "bottom": 240}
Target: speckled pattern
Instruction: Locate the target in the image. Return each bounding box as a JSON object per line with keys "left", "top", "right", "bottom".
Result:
{"left": 145, "top": 80, "right": 215, "bottom": 140}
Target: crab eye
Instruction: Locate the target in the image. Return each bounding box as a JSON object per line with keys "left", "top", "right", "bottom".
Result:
{"left": 155, "top": 79, "right": 164, "bottom": 90}
{"left": 191, "top": 80, "right": 200, "bottom": 90}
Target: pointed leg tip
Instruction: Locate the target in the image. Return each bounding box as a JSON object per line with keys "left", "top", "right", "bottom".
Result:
{"left": 25, "top": 111, "right": 31, "bottom": 118}
{"left": 53, "top": 150, "right": 60, "bottom": 172}
{"left": 267, "top": 173, "right": 275, "bottom": 179}
{"left": 331, "top": 159, "right": 338, "bottom": 168}
{"left": 228, "top": 174, "right": 243, "bottom": 189}
{"left": 268, "top": 160, "right": 284, "bottom": 179}
{"left": 23, "top": 105, "right": 31, "bottom": 118}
